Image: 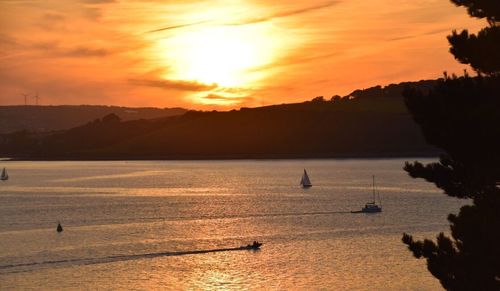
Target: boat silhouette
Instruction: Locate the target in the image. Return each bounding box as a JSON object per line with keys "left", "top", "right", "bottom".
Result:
{"left": 300, "top": 169, "right": 312, "bottom": 188}
{"left": 242, "top": 241, "right": 262, "bottom": 250}
{"left": 351, "top": 175, "right": 382, "bottom": 213}
{"left": 1, "top": 167, "right": 8, "bottom": 181}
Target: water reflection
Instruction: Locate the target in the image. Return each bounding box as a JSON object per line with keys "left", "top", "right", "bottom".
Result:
{"left": 0, "top": 159, "right": 455, "bottom": 289}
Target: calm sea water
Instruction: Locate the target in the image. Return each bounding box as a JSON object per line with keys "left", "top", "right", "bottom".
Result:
{"left": 0, "top": 159, "right": 463, "bottom": 290}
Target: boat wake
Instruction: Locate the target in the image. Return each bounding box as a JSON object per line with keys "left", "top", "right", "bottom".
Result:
{"left": 0, "top": 246, "right": 259, "bottom": 274}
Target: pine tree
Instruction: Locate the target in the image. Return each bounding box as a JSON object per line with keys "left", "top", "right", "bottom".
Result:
{"left": 401, "top": 0, "right": 500, "bottom": 290}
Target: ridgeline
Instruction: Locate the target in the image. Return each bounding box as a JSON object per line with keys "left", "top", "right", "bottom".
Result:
{"left": 0, "top": 80, "right": 438, "bottom": 160}
{"left": 0, "top": 105, "right": 186, "bottom": 134}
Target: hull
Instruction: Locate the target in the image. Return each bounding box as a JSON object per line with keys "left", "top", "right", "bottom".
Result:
{"left": 241, "top": 242, "right": 262, "bottom": 250}
{"left": 351, "top": 207, "right": 382, "bottom": 213}
{"left": 0, "top": 169, "right": 7, "bottom": 181}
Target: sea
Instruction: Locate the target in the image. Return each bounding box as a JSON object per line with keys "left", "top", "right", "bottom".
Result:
{"left": 0, "top": 159, "right": 463, "bottom": 290}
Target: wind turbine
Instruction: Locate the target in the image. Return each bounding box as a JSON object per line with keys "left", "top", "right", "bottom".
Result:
{"left": 21, "top": 93, "right": 29, "bottom": 105}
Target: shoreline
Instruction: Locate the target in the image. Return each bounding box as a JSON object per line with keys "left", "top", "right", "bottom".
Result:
{"left": 1, "top": 152, "right": 439, "bottom": 162}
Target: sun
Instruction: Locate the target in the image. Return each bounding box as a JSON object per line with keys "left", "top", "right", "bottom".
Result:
{"left": 157, "top": 25, "right": 277, "bottom": 88}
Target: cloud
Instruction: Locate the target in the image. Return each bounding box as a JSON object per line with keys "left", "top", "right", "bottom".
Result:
{"left": 29, "top": 41, "right": 111, "bottom": 58}
{"left": 81, "top": 0, "right": 116, "bottom": 3}
{"left": 129, "top": 78, "right": 218, "bottom": 91}
{"left": 0, "top": 0, "right": 36, "bottom": 2}
{"left": 82, "top": 6, "right": 104, "bottom": 20}
{"left": 147, "top": 20, "right": 210, "bottom": 33}
{"left": 214, "top": 87, "right": 250, "bottom": 94}
{"left": 226, "top": 1, "right": 341, "bottom": 26}
{"left": 148, "top": 1, "right": 341, "bottom": 33}
{"left": 203, "top": 93, "right": 232, "bottom": 100}
{"left": 28, "top": 41, "right": 61, "bottom": 53}
{"left": 202, "top": 93, "right": 252, "bottom": 103}
{"left": 42, "top": 12, "right": 66, "bottom": 22}
{"left": 249, "top": 51, "right": 341, "bottom": 73}
{"left": 388, "top": 28, "right": 451, "bottom": 41}
{"left": 0, "top": 33, "right": 18, "bottom": 48}
{"left": 62, "top": 46, "right": 110, "bottom": 57}
{"left": 37, "top": 12, "right": 66, "bottom": 31}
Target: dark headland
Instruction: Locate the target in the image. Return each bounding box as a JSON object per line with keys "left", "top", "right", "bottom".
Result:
{"left": 0, "top": 80, "right": 439, "bottom": 160}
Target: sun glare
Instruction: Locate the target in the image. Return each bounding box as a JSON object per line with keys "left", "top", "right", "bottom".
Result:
{"left": 157, "top": 25, "right": 277, "bottom": 88}
{"left": 143, "top": 3, "right": 299, "bottom": 105}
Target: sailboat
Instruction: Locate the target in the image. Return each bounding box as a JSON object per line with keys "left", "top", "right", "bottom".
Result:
{"left": 300, "top": 169, "right": 312, "bottom": 188}
{"left": 0, "top": 168, "right": 8, "bottom": 181}
{"left": 351, "top": 175, "right": 382, "bottom": 213}
{"left": 57, "top": 222, "right": 63, "bottom": 233}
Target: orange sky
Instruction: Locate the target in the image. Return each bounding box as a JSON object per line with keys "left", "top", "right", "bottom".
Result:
{"left": 0, "top": 0, "right": 485, "bottom": 109}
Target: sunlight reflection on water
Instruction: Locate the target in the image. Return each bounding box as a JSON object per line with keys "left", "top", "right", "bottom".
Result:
{"left": 0, "top": 159, "right": 455, "bottom": 290}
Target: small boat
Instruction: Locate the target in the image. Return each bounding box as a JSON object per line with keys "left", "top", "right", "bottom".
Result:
{"left": 57, "top": 222, "right": 63, "bottom": 232}
{"left": 351, "top": 175, "right": 382, "bottom": 213}
{"left": 1, "top": 167, "right": 8, "bottom": 181}
{"left": 242, "top": 241, "right": 262, "bottom": 250}
{"left": 300, "top": 169, "right": 312, "bottom": 188}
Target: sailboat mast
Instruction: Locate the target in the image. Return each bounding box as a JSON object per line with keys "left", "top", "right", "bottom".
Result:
{"left": 372, "top": 175, "right": 375, "bottom": 203}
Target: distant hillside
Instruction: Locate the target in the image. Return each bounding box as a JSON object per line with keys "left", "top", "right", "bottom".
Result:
{"left": 0, "top": 79, "right": 440, "bottom": 159}
{"left": 343, "top": 79, "right": 437, "bottom": 100}
{"left": 0, "top": 105, "right": 187, "bottom": 133}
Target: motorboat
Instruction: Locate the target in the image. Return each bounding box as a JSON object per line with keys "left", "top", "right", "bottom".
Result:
{"left": 242, "top": 241, "right": 262, "bottom": 250}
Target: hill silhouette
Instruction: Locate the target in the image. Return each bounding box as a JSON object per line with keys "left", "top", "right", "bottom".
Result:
{"left": 0, "top": 79, "right": 439, "bottom": 159}
{"left": 0, "top": 105, "right": 186, "bottom": 134}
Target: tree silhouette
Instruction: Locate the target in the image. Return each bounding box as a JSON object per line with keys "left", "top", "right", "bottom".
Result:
{"left": 447, "top": 0, "right": 500, "bottom": 75}
{"left": 401, "top": 0, "right": 500, "bottom": 289}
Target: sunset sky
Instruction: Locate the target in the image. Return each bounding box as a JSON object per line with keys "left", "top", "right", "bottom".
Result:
{"left": 0, "top": 0, "right": 484, "bottom": 109}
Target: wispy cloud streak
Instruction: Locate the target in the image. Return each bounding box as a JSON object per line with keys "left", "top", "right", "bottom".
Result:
{"left": 226, "top": 1, "right": 341, "bottom": 26}
{"left": 388, "top": 28, "right": 451, "bottom": 41}
{"left": 249, "top": 51, "right": 341, "bottom": 73}
{"left": 129, "top": 78, "right": 217, "bottom": 91}
{"left": 201, "top": 93, "right": 252, "bottom": 104}
{"left": 147, "top": 20, "right": 210, "bottom": 33}
{"left": 147, "top": 1, "right": 341, "bottom": 33}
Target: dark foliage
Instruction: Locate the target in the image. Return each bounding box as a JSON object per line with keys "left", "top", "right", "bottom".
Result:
{"left": 346, "top": 80, "right": 436, "bottom": 100}
{"left": 402, "top": 0, "right": 500, "bottom": 289}
{"left": 402, "top": 189, "right": 500, "bottom": 290}
{"left": 403, "top": 76, "right": 500, "bottom": 290}
{"left": 448, "top": 26, "right": 500, "bottom": 75}
{"left": 450, "top": 0, "right": 500, "bottom": 24}
{"left": 404, "top": 75, "right": 500, "bottom": 198}
{"left": 447, "top": 0, "right": 500, "bottom": 75}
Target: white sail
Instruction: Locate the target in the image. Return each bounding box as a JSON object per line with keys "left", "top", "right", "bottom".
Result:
{"left": 1, "top": 168, "right": 8, "bottom": 181}
{"left": 300, "top": 169, "right": 312, "bottom": 187}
